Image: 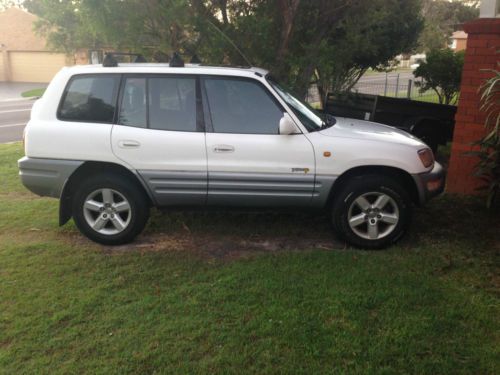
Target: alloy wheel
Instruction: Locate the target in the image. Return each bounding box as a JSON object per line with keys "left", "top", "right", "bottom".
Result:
{"left": 347, "top": 192, "right": 400, "bottom": 240}
{"left": 83, "top": 188, "right": 132, "bottom": 235}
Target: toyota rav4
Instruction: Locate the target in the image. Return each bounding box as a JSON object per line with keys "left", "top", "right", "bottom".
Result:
{"left": 18, "top": 58, "right": 445, "bottom": 249}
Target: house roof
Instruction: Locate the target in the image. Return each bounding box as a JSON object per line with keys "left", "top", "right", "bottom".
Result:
{"left": 0, "top": 7, "right": 47, "bottom": 51}
{"left": 451, "top": 30, "right": 468, "bottom": 40}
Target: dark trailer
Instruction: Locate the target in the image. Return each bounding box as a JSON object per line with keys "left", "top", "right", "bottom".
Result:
{"left": 324, "top": 93, "right": 457, "bottom": 152}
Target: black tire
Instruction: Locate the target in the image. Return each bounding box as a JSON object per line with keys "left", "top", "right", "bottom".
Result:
{"left": 332, "top": 175, "right": 412, "bottom": 249}
{"left": 72, "top": 173, "right": 150, "bottom": 245}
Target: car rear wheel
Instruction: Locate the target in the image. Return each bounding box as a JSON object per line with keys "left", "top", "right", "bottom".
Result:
{"left": 332, "top": 175, "right": 412, "bottom": 249}
{"left": 72, "top": 174, "right": 149, "bottom": 245}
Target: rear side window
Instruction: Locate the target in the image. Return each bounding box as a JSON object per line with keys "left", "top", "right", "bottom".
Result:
{"left": 119, "top": 78, "right": 147, "bottom": 128}
{"left": 58, "top": 75, "right": 119, "bottom": 123}
{"left": 118, "top": 76, "right": 197, "bottom": 132}
{"left": 149, "top": 77, "right": 196, "bottom": 131}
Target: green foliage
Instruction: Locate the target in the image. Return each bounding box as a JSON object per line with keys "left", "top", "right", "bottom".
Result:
{"left": 419, "top": 0, "right": 479, "bottom": 52}
{"left": 24, "top": 0, "right": 423, "bottom": 99}
{"left": 314, "top": 0, "right": 423, "bottom": 98}
{"left": 414, "top": 48, "right": 464, "bottom": 105}
{"left": 473, "top": 66, "right": 500, "bottom": 208}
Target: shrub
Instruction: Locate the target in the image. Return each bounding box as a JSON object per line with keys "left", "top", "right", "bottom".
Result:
{"left": 414, "top": 48, "right": 464, "bottom": 105}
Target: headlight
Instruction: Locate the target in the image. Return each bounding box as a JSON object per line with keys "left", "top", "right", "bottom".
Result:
{"left": 418, "top": 148, "right": 434, "bottom": 168}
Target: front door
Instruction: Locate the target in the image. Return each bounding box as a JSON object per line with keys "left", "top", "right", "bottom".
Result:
{"left": 202, "top": 76, "right": 315, "bottom": 207}
{"left": 111, "top": 75, "right": 207, "bottom": 206}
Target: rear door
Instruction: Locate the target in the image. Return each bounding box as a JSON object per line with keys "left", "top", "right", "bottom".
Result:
{"left": 202, "top": 76, "right": 316, "bottom": 207}
{"left": 111, "top": 74, "right": 207, "bottom": 206}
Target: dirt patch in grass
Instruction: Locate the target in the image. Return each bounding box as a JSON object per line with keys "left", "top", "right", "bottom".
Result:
{"left": 68, "top": 231, "right": 346, "bottom": 260}
{"left": 54, "top": 208, "right": 346, "bottom": 260}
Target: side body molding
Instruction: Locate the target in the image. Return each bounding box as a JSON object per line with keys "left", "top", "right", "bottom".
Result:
{"left": 137, "top": 170, "right": 339, "bottom": 208}
{"left": 138, "top": 170, "right": 208, "bottom": 206}
{"left": 207, "top": 171, "right": 316, "bottom": 207}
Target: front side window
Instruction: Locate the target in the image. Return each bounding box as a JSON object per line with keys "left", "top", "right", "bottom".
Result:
{"left": 204, "top": 78, "right": 283, "bottom": 134}
{"left": 58, "top": 75, "right": 119, "bottom": 123}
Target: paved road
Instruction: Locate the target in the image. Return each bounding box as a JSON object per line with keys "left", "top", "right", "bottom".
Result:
{"left": 0, "top": 82, "right": 47, "bottom": 101}
{"left": 357, "top": 71, "right": 415, "bottom": 85}
{"left": 0, "top": 100, "right": 34, "bottom": 143}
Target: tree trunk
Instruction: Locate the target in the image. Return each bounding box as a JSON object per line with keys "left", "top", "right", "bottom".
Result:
{"left": 295, "top": 62, "right": 316, "bottom": 100}
{"left": 276, "top": 0, "right": 300, "bottom": 78}
{"left": 276, "top": 0, "right": 301, "bottom": 65}
{"left": 219, "top": 0, "right": 229, "bottom": 26}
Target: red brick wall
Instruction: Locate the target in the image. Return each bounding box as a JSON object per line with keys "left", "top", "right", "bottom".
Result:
{"left": 447, "top": 19, "right": 500, "bottom": 195}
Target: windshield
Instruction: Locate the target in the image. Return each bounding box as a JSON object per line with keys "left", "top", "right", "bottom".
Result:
{"left": 267, "top": 77, "right": 325, "bottom": 132}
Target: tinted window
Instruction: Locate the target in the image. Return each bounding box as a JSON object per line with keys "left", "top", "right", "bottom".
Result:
{"left": 59, "top": 75, "right": 119, "bottom": 123}
{"left": 204, "top": 78, "right": 283, "bottom": 134}
{"left": 119, "top": 78, "right": 147, "bottom": 128}
{"left": 148, "top": 77, "right": 196, "bottom": 131}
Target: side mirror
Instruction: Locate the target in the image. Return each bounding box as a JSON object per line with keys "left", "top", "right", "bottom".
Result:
{"left": 279, "top": 113, "right": 299, "bottom": 135}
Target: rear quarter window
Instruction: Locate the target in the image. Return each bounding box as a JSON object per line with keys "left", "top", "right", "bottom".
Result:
{"left": 58, "top": 75, "right": 120, "bottom": 123}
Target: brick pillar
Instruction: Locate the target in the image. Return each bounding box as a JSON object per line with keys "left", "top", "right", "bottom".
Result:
{"left": 447, "top": 18, "right": 500, "bottom": 195}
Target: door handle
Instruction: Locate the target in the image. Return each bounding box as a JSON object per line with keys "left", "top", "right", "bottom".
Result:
{"left": 213, "top": 145, "right": 235, "bottom": 153}
{"left": 118, "top": 140, "right": 141, "bottom": 148}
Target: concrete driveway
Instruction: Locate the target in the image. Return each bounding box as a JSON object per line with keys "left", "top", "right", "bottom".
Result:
{"left": 0, "top": 82, "right": 47, "bottom": 101}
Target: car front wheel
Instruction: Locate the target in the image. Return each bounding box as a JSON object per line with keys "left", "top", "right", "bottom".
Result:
{"left": 72, "top": 174, "right": 150, "bottom": 245}
{"left": 332, "top": 175, "right": 412, "bottom": 249}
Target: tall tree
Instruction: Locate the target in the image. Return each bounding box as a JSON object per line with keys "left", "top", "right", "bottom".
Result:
{"left": 25, "top": 0, "right": 423, "bottom": 98}
{"left": 313, "top": 0, "right": 423, "bottom": 101}
{"left": 419, "top": 0, "right": 479, "bottom": 52}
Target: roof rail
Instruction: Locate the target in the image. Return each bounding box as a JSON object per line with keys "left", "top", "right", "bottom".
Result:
{"left": 102, "top": 52, "right": 147, "bottom": 67}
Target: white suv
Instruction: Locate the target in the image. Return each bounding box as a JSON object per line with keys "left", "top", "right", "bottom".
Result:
{"left": 18, "top": 58, "right": 445, "bottom": 249}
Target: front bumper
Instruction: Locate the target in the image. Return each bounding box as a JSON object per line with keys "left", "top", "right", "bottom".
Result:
{"left": 412, "top": 162, "right": 446, "bottom": 205}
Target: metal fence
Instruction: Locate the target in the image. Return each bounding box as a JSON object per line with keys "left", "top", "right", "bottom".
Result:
{"left": 352, "top": 74, "right": 438, "bottom": 102}
{"left": 306, "top": 73, "right": 440, "bottom": 106}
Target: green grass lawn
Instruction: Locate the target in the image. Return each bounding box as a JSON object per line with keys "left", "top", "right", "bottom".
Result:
{"left": 384, "top": 90, "right": 442, "bottom": 104}
{"left": 21, "top": 88, "right": 46, "bottom": 98}
{"left": 1, "top": 143, "right": 498, "bottom": 374}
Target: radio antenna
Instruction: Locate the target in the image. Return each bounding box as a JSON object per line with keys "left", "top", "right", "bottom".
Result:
{"left": 205, "top": 19, "right": 252, "bottom": 67}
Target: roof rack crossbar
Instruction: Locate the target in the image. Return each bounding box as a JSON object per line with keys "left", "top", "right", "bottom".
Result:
{"left": 102, "top": 52, "right": 147, "bottom": 67}
{"left": 169, "top": 52, "right": 185, "bottom": 67}
{"left": 190, "top": 54, "right": 201, "bottom": 64}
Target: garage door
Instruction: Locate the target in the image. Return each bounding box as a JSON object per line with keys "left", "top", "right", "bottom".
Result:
{"left": 0, "top": 54, "right": 5, "bottom": 81}
{"left": 10, "top": 51, "right": 67, "bottom": 83}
